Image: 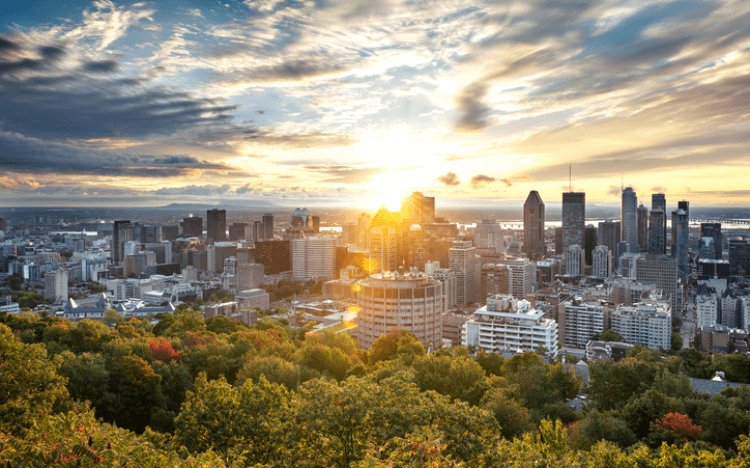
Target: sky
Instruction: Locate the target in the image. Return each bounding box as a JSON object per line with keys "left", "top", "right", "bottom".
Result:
{"left": 1, "top": 0, "right": 750, "bottom": 209}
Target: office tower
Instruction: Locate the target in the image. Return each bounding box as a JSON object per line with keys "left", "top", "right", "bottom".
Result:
{"left": 112, "top": 220, "right": 133, "bottom": 265}
{"left": 672, "top": 209, "right": 689, "bottom": 279}
{"left": 652, "top": 193, "right": 667, "bottom": 249}
{"left": 206, "top": 209, "right": 227, "bottom": 243}
{"left": 696, "top": 294, "right": 718, "bottom": 329}
{"left": 262, "top": 213, "right": 274, "bottom": 240}
{"left": 463, "top": 295, "right": 558, "bottom": 358}
{"left": 181, "top": 217, "right": 202, "bottom": 238}
{"left": 229, "top": 223, "right": 247, "bottom": 242}
{"left": 161, "top": 224, "right": 179, "bottom": 241}
{"left": 592, "top": 245, "right": 612, "bottom": 278}
{"left": 729, "top": 239, "right": 750, "bottom": 274}
{"left": 598, "top": 220, "right": 621, "bottom": 257}
{"left": 637, "top": 204, "right": 648, "bottom": 252}
{"left": 0, "top": 218, "right": 5, "bottom": 232}
{"left": 311, "top": 216, "right": 320, "bottom": 234}
{"left": 207, "top": 243, "right": 237, "bottom": 273}
{"left": 481, "top": 264, "right": 510, "bottom": 301}
{"left": 401, "top": 191, "right": 435, "bottom": 225}
{"left": 636, "top": 254, "right": 680, "bottom": 314}
{"left": 254, "top": 240, "right": 291, "bottom": 275}
{"left": 584, "top": 225, "right": 597, "bottom": 266}
{"left": 368, "top": 225, "right": 399, "bottom": 273}
{"left": 449, "top": 240, "right": 480, "bottom": 306}
{"left": 292, "top": 237, "right": 336, "bottom": 281}
{"left": 559, "top": 299, "right": 606, "bottom": 349}
{"left": 522, "top": 191, "right": 546, "bottom": 260}
{"left": 554, "top": 227, "right": 563, "bottom": 255}
{"left": 237, "top": 263, "right": 265, "bottom": 291}
{"left": 671, "top": 200, "right": 689, "bottom": 248}
{"left": 503, "top": 257, "right": 535, "bottom": 297}
{"left": 564, "top": 244, "right": 584, "bottom": 276}
{"left": 430, "top": 268, "right": 457, "bottom": 308}
{"left": 356, "top": 271, "right": 443, "bottom": 350}
{"left": 621, "top": 188, "right": 638, "bottom": 253}
{"left": 475, "top": 219, "right": 504, "bottom": 254}
{"left": 700, "top": 223, "right": 723, "bottom": 260}
{"left": 611, "top": 301, "right": 671, "bottom": 350}
{"left": 44, "top": 268, "right": 68, "bottom": 303}
{"left": 648, "top": 210, "right": 666, "bottom": 254}
{"left": 562, "top": 192, "right": 585, "bottom": 250}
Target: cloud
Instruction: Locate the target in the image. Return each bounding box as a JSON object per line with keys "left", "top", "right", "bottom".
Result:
{"left": 499, "top": 178, "right": 512, "bottom": 187}
{"left": 301, "top": 165, "right": 388, "bottom": 185}
{"left": 454, "top": 83, "right": 491, "bottom": 133}
{"left": 652, "top": 186, "right": 667, "bottom": 193}
{"left": 437, "top": 172, "right": 460, "bottom": 187}
{"left": 83, "top": 59, "right": 119, "bottom": 73}
{"left": 470, "top": 174, "right": 496, "bottom": 189}
{"left": 607, "top": 185, "right": 621, "bottom": 196}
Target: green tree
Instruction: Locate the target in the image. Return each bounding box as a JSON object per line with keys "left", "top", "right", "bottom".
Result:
{"left": 600, "top": 329, "right": 624, "bottom": 342}
{"left": 0, "top": 323, "right": 70, "bottom": 435}
{"left": 411, "top": 353, "right": 489, "bottom": 405}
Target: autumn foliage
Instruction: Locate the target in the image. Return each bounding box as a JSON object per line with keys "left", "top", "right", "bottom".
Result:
{"left": 651, "top": 412, "right": 703, "bottom": 443}
{"left": 148, "top": 337, "right": 180, "bottom": 363}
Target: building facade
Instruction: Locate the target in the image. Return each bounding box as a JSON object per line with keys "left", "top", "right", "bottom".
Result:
{"left": 449, "top": 240, "right": 480, "bottom": 306}
{"left": 356, "top": 271, "right": 443, "bottom": 350}
{"left": 621, "top": 188, "right": 638, "bottom": 253}
{"left": 562, "top": 192, "right": 585, "bottom": 251}
{"left": 206, "top": 209, "right": 227, "bottom": 243}
{"left": 292, "top": 237, "right": 337, "bottom": 281}
{"left": 522, "top": 191, "right": 546, "bottom": 260}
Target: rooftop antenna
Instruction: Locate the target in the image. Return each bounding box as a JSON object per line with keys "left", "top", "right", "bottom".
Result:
{"left": 569, "top": 165, "right": 572, "bottom": 192}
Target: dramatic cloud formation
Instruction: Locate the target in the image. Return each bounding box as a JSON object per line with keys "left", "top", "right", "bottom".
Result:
{"left": 1, "top": 0, "right": 750, "bottom": 206}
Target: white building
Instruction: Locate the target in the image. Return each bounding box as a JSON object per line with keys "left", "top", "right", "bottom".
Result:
{"left": 44, "top": 268, "right": 68, "bottom": 303}
{"left": 611, "top": 301, "right": 671, "bottom": 350}
{"left": 564, "top": 245, "right": 584, "bottom": 276}
{"left": 696, "top": 294, "right": 718, "bottom": 329}
{"left": 236, "top": 288, "right": 270, "bottom": 311}
{"left": 292, "top": 237, "right": 337, "bottom": 281}
{"left": 559, "top": 298, "right": 607, "bottom": 349}
{"left": 431, "top": 268, "right": 457, "bottom": 309}
{"left": 462, "top": 295, "right": 558, "bottom": 358}
{"left": 592, "top": 245, "right": 612, "bottom": 278}
{"left": 502, "top": 257, "right": 536, "bottom": 298}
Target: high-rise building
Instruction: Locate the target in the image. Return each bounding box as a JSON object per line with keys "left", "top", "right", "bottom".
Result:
{"left": 463, "top": 295, "right": 558, "bottom": 358}
{"left": 584, "top": 225, "right": 597, "bottom": 266}
{"left": 262, "top": 213, "right": 274, "bottom": 240}
{"left": 431, "top": 268, "right": 457, "bottom": 309}
{"left": 356, "top": 271, "right": 443, "bottom": 350}
{"left": 522, "top": 191, "right": 546, "bottom": 260}
{"left": 112, "top": 220, "right": 133, "bottom": 265}
{"left": 598, "top": 220, "right": 621, "bottom": 257}
{"left": 292, "top": 237, "right": 336, "bottom": 281}
{"left": 562, "top": 192, "right": 585, "bottom": 251}
{"left": 611, "top": 301, "right": 671, "bottom": 350}
{"left": 475, "top": 220, "right": 503, "bottom": 254}
{"left": 621, "top": 188, "right": 638, "bottom": 253}
{"left": 449, "top": 240, "right": 480, "bottom": 306}
{"left": 696, "top": 293, "right": 718, "bottom": 329}
{"left": 254, "top": 240, "right": 291, "bottom": 275}
{"left": 237, "top": 263, "right": 265, "bottom": 291}
{"left": 671, "top": 209, "right": 689, "bottom": 279}
{"left": 700, "top": 223, "right": 723, "bottom": 260}
{"left": 592, "top": 245, "right": 612, "bottom": 278}
{"left": 368, "top": 225, "right": 399, "bottom": 273}
{"left": 636, "top": 254, "right": 681, "bottom": 314}
{"left": 652, "top": 193, "right": 667, "bottom": 251}
{"left": 401, "top": 192, "right": 435, "bottom": 225}
{"left": 648, "top": 210, "right": 666, "bottom": 254}
{"left": 44, "top": 268, "right": 68, "bottom": 303}
{"left": 228, "top": 223, "right": 247, "bottom": 242}
{"left": 0, "top": 218, "right": 6, "bottom": 232}
{"left": 206, "top": 209, "right": 227, "bottom": 243}
{"left": 558, "top": 298, "right": 606, "bottom": 349}
{"left": 637, "top": 204, "right": 649, "bottom": 252}
{"left": 729, "top": 239, "right": 750, "bottom": 274}
{"left": 564, "top": 244, "right": 584, "bottom": 276}
{"left": 480, "top": 264, "right": 509, "bottom": 302}
{"left": 181, "top": 217, "right": 202, "bottom": 238}
{"left": 503, "top": 257, "right": 535, "bottom": 297}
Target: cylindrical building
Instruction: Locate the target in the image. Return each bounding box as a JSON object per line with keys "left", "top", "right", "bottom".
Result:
{"left": 356, "top": 271, "right": 443, "bottom": 350}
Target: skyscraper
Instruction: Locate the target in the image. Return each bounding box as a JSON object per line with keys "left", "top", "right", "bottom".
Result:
{"left": 700, "top": 223, "right": 723, "bottom": 260}
{"left": 522, "top": 191, "right": 546, "bottom": 260}
{"left": 562, "top": 192, "right": 585, "bottom": 251}
{"left": 672, "top": 209, "right": 689, "bottom": 279}
{"left": 262, "top": 213, "right": 274, "bottom": 240}
{"left": 621, "top": 188, "right": 638, "bottom": 253}
{"left": 637, "top": 204, "right": 649, "bottom": 252}
{"left": 597, "top": 220, "right": 621, "bottom": 256}
{"left": 206, "top": 209, "right": 227, "bottom": 243}
{"left": 584, "top": 225, "right": 597, "bottom": 266}
{"left": 292, "top": 237, "right": 336, "bottom": 281}
{"left": 648, "top": 209, "right": 666, "bottom": 254}
{"left": 652, "top": 193, "right": 667, "bottom": 251}
{"left": 449, "top": 240, "right": 479, "bottom": 306}
{"left": 112, "top": 220, "right": 133, "bottom": 265}
{"left": 181, "top": 217, "right": 202, "bottom": 238}
{"left": 401, "top": 192, "right": 435, "bottom": 225}
{"left": 368, "top": 225, "right": 399, "bottom": 273}
{"left": 672, "top": 200, "right": 689, "bottom": 254}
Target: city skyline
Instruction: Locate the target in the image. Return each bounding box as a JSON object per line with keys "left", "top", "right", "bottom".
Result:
{"left": 2, "top": 0, "right": 750, "bottom": 208}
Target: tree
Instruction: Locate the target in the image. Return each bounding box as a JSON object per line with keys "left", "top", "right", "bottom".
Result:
{"left": 648, "top": 412, "right": 702, "bottom": 446}
{"left": 671, "top": 332, "right": 683, "bottom": 351}
{"left": 0, "top": 323, "right": 69, "bottom": 435}
{"left": 411, "top": 353, "right": 488, "bottom": 405}
{"left": 367, "top": 329, "right": 425, "bottom": 364}
{"left": 600, "top": 329, "right": 624, "bottom": 342}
